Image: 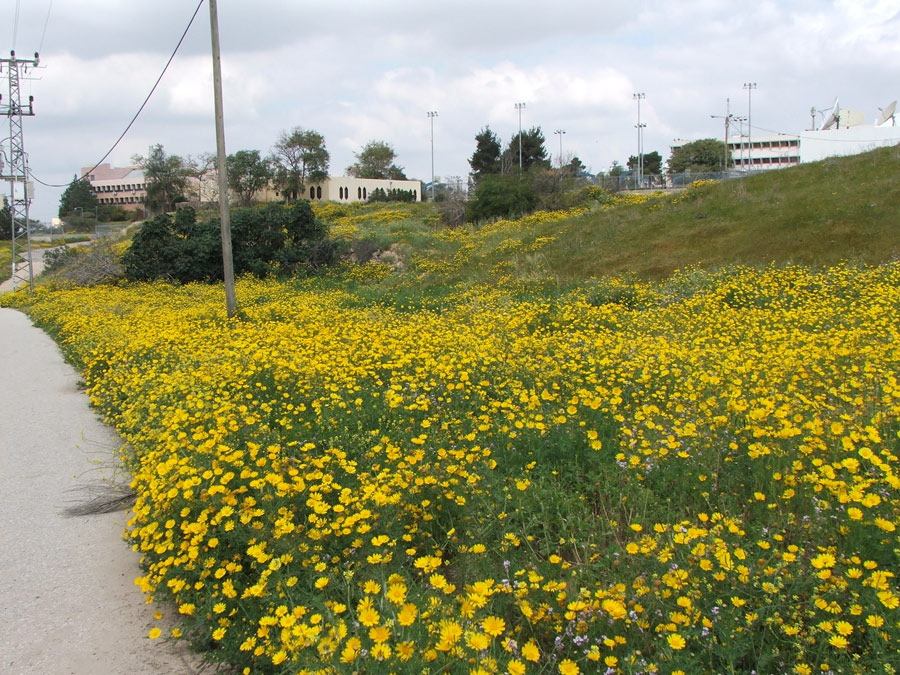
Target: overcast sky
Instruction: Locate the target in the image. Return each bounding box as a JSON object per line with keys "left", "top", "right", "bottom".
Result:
{"left": 4, "top": 0, "right": 899, "bottom": 224}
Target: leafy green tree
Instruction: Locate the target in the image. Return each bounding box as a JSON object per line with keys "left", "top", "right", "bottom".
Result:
{"left": 627, "top": 151, "right": 663, "bottom": 175}
{"left": 346, "top": 141, "right": 407, "bottom": 180}
{"left": 134, "top": 144, "right": 189, "bottom": 214}
{"left": 667, "top": 139, "right": 728, "bottom": 174}
{"left": 503, "top": 126, "right": 551, "bottom": 173}
{"left": 0, "top": 197, "right": 11, "bottom": 239}
{"left": 609, "top": 161, "right": 625, "bottom": 177}
{"left": 58, "top": 176, "right": 98, "bottom": 218}
{"left": 271, "top": 128, "right": 329, "bottom": 202}
{"left": 565, "top": 155, "right": 589, "bottom": 177}
{"left": 469, "top": 127, "right": 501, "bottom": 181}
{"left": 226, "top": 150, "right": 272, "bottom": 207}
{"left": 466, "top": 173, "right": 537, "bottom": 222}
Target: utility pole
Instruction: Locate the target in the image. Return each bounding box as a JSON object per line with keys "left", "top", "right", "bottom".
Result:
{"left": 711, "top": 98, "right": 734, "bottom": 171}
{"left": 1, "top": 50, "right": 39, "bottom": 294}
{"left": 633, "top": 93, "right": 646, "bottom": 187}
{"left": 427, "top": 111, "right": 438, "bottom": 201}
{"left": 209, "top": 0, "right": 237, "bottom": 318}
{"left": 515, "top": 102, "right": 526, "bottom": 171}
{"left": 743, "top": 82, "right": 757, "bottom": 171}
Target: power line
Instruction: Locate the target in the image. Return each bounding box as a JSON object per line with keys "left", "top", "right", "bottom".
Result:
{"left": 29, "top": 0, "right": 205, "bottom": 190}
{"left": 12, "top": 0, "right": 21, "bottom": 51}
{"left": 38, "top": 0, "right": 54, "bottom": 55}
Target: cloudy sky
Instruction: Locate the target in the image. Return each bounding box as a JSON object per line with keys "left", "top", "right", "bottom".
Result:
{"left": 3, "top": 0, "right": 899, "bottom": 224}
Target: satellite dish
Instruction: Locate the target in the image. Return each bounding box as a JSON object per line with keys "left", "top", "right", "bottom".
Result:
{"left": 839, "top": 109, "right": 866, "bottom": 128}
{"left": 820, "top": 97, "right": 839, "bottom": 130}
{"left": 877, "top": 100, "right": 897, "bottom": 126}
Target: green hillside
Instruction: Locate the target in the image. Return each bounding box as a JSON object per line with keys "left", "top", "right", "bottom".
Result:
{"left": 326, "top": 144, "right": 900, "bottom": 289}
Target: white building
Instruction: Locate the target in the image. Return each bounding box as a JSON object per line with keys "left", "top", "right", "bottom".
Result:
{"left": 303, "top": 176, "right": 422, "bottom": 203}
{"left": 675, "top": 101, "right": 900, "bottom": 172}
{"left": 726, "top": 126, "right": 900, "bottom": 170}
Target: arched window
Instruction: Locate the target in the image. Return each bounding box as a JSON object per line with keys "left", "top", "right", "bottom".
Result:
{"left": 310, "top": 186, "right": 315, "bottom": 199}
{"left": 357, "top": 187, "right": 362, "bottom": 199}
{"left": 339, "top": 187, "right": 344, "bottom": 199}
{"left": 317, "top": 186, "right": 322, "bottom": 199}
{"left": 413, "top": 190, "right": 417, "bottom": 201}
{"left": 363, "top": 187, "right": 367, "bottom": 200}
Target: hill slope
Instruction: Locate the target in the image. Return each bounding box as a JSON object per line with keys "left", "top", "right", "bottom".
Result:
{"left": 327, "top": 144, "right": 900, "bottom": 289}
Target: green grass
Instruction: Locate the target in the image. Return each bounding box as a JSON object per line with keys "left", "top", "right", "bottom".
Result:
{"left": 328, "top": 145, "right": 900, "bottom": 292}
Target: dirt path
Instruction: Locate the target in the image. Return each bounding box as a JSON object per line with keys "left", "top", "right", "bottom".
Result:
{"left": 0, "top": 308, "right": 206, "bottom": 674}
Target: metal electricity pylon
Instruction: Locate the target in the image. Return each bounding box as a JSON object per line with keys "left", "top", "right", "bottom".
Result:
{"left": 1, "top": 50, "right": 40, "bottom": 293}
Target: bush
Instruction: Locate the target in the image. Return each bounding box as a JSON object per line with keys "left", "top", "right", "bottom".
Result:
{"left": 368, "top": 187, "right": 417, "bottom": 203}
{"left": 122, "top": 202, "right": 335, "bottom": 283}
{"left": 466, "top": 173, "right": 537, "bottom": 222}
{"left": 43, "top": 240, "right": 124, "bottom": 287}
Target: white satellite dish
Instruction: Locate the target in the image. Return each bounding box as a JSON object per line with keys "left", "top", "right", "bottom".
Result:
{"left": 839, "top": 109, "right": 866, "bottom": 128}
{"left": 820, "top": 97, "right": 839, "bottom": 130}
{"left": 877, "top": 100, "right": 897, "bottom": 126}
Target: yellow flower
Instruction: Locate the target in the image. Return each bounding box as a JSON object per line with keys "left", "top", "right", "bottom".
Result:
{"left": 828, "top": 635, "right": 848, "bottom": 649}
{"left": 508, "top": 659, "right": 526, "bottom": 675}
{"left": 667, "top": 633, "right": 686, "bottom": 650}
{"left": 482, "top": 615, "right": 506, "bottom": 637}
{"left": 522, "top": 640, "right": 540, "bottom": 662}
{"left": 148, "top": 627, "right": 161, "bottom": 639}
{"left": 558, "top": 659, "right": 580, "bottom": 675}
{"left": 369, "top": 625, "right": 390, "bottom": 643}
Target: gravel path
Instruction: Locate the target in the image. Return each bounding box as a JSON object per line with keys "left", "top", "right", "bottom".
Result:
{"left": 0, "top": 308, "right": 206, "bottom": 674}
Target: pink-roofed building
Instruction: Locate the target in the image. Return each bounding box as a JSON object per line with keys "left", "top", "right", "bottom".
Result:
{"left": 82, "top": 163, "right": 147, "bottom": 212}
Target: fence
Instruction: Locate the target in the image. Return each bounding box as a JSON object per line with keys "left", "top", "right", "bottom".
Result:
{"left": 596, "top": 170, "right": 750, "bottom": 192}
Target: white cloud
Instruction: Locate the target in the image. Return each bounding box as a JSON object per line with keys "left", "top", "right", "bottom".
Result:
{"left": 2, "top": 0, "right": 898, "bottom": 223}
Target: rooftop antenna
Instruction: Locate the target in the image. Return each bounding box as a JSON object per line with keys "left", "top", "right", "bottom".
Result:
{"left": 820, "top": 97, "right": 839, "bottom": 130}
{"left": 877, "top": 100, "right": 897, "bottom": 127}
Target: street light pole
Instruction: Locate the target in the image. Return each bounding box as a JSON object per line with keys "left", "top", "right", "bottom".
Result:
{"left": 743, "top": 82, "right": 757, "bottom": 171}
{"left": 427, "top": 111, "right": 438, "bottom": 201}
{"left": 633, "top": 93, "right": 645, "bottom": 186}
{"left": 514, "top": 102, "right": 526, "bottom": 171}
{"left": 554, "top": 129, "right": 566, "bottom": 168}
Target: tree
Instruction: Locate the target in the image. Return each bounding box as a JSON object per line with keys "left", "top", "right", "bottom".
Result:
{"left": 0, "top": 197, "right": 10, "bottom": 239}
{"left": 608, "top": 161, "right": 625, "bottom": 177}
{"left": 183, "top": 152, "right": 217, "bottom": 203}
{"left": 466, "top": 173, "right": 537, "bottom": 222}
{"left": 346, "top": 140, "right": 407, "bottom": 180}
{"left": 271, "top": 128, "right": 329, "bottom": 202}
{"left": 667, "top": 139, "right": 728, "bottom": 174}
{"left": 627, "top": 151, "right": 663, "bottom": 175}
{"left": 565, "top": 155, "right": 589, "bottom": 177}
{"left": 469, "top": 127, "right": 501, "bottom": 181}
{"left": 134, "top": 144, "right": 189, "bottom": 214}
{"left": 226, "top": 150, "right": 272, "bottom": 207}
{"left": 503, "top": 126, "right": 551, "bottom": 173}
{"left": 58, "top": 176, "right": 98, "bottom": 218}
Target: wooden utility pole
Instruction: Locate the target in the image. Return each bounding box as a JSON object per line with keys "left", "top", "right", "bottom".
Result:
{"left": 209, "top": 0, "right": 237, "bottom": 318}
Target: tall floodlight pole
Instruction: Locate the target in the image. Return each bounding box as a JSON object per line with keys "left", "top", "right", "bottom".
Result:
{"left": 209, "top": 0, "right": 236, "bottom": 318}
{"left": 743, "top": 82, "right": 757, "bottom": 171}
{"left": 554, "top": 129, "right": 566, "bottom": 168}
{"left": 515, "top": 102, "right": 526, "bottom": 170}
{"left": 427, "top": 111, "right": 438, "bottom": 201}
{"left": 2, "top": 50, "right": 39, "bottom": 294}
{"left": 633, "top": 93, "right": 646, "bottom": 186}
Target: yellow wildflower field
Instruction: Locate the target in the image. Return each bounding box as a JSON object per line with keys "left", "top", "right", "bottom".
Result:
{"left": 9, "top": 262, "right": 900, "bottom": 674}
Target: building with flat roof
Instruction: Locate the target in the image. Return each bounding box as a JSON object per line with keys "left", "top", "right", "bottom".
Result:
{"left": 81, "top": 163, "right": 147, "bottom": 211}
{"left": 82, "top": 163, "right": 422, "bottom": 211}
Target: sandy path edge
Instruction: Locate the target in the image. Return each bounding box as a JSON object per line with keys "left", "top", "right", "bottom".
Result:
{"left": 0, "top": 308, "right": 207, "bottom": 675}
